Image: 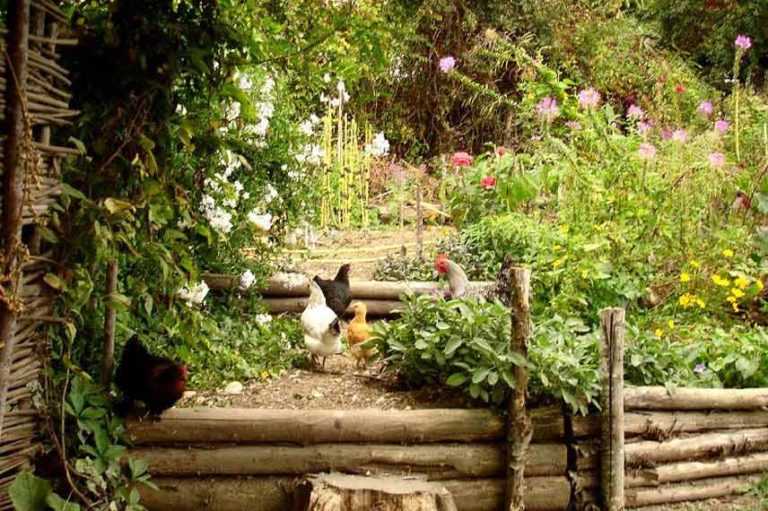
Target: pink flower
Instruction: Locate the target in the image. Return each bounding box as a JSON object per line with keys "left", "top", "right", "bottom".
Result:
{"left": 535, "top": 97, "right": 560, "bottom": 122}
{"left": 697, "top": 100, "right": 713, "bottom": 117}
{"left": 675, "top": 84, "right": 686, "bottom": 94}
{"left": 715, "top": 119, "right": 730, "bottom": 134}
{"left": 480, "top": 176, "right": 497, "bottom": 189}
{"left": 578, "top": 88, "right": 601, "bottom": 110}
{"left": 451, "top": 151, "right": 473, "bottom": 167}
{"left": 638, "top": 143, "right": 657, "bottom": 160}
{"left": 661, "top": 128, "right": 673, "bottom": 140}
{"left": 565, "top": 121, "right": 581, "bottom": 131}
{"left": 708, "top": 152, "right": 726, "bottom": 168}
{"left": 672, "top": 129, "right": 688, "bottom": 143}
{"left": 735, "top": 35, "right": 752, "bottom": 50}
{"left": 495, "top": 146, "right": 508, "bottom": 157}
{"left": 627, "top": 104, "right": 645, "bottom": 120}
{"left": 637, "top": 121, "right": 652, "bottom": 135}
{"left": 438, "top": 56, "right": 456, "bottom": 72}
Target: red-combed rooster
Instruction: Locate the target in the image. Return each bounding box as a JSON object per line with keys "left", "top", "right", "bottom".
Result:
{"left": 115, "top": 336, "right": 188, "bottom": 417}
{"left": 435, "top": 254, "right": 500, "bottom": 301}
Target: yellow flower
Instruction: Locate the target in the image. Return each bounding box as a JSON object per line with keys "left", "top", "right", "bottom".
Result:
{"left": 757, "top": 280, "right": 765, "bottom": 292}
{"left": 260, "top": 370, "right": 270, "bottom": 380}
{"left": 678, "top": 294, "right": 692, "bottom": 307}
{"left": 731, "top": 288, "right": 745, "bottom": 298}
{"left": 712, "top": 274, "right": 730, "bottom": 287}
{"left": 655, "top": 328, "right": 664, "bottom": 338}
{"left": 680, "top": 272, "right": 691, "bottom": 283}
{"left": 732, "top": 302, "right": 739, "bottom": 312}
{"left": 722, "top": 249, "right": 734, "bottom": 258}
{"left": 553, "top": 256, "right": 566, "bottom": 269}
{"left": 667, "top": 320, "right": 675, "bottom": 330}
{"left": 696, "top": 298, "right": 706, "bottom": 309}
{"left": 580, "top": 269, "right": 589, "bottom": 279}
{"left": 690, "top": 260, "right": 701, "bottom": 269}
{"left": 734, "top": 276, "right": 750, "bottom": 290}
{"left": 726, "top": 295, "right": 737, "bottom": 303}
{"left": 553, "top": 244, "right": 562, "bottom": 251}
{"left": 560, "top": 224, "right": 570, "bottom": 234}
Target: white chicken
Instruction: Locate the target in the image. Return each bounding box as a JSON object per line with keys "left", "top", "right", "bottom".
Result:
{"left": 301, "top": 280, "right": 343, "bottom": 370}
{"left": 435, "top": 254, "right": 499, "bottom": 301}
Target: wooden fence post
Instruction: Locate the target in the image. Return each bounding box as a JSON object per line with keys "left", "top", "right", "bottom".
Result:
{"left": 505, "top": 266, "right": 533, "bottom": 511}
{"left": 599, "top": 307, "right": 626, "bottom": 511}
{"left": 101, "top": 260, "right": 118, "bottom": 386}
{"left": 416, "top": 187, "right": 423, "bottom": 260}
{"left": 0, "top": 0, "right": 31, "bottom": 443}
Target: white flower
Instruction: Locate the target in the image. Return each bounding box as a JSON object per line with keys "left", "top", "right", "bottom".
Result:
{"left": 263, "top": 184, "right": 279, "bottom": 204}
{"left": 258, "top": 101, "right": 274, "bottom": 119}
{"left": 261, "top": 76, "right": 275, "bottom": 95}
{"left": 237, "top": 72, "right": 253, "bottom": 91}
{"left": 299, "top": 119, "right": 315, "bottom": 136}
{"left": 233, "top": 180, "right": 244, "bottom": 194}
{"left": 242, "top": 191, "right": 250, "bottom": 201}
{"left": 337, "top": 80, "right": 346, "bottom": 95}
{"left": 254, "top": 313, "right": 272, "bottom": 324}
{"left": 208, "top": 206, "right": 233, "bottom": 234}
{"left": 248, "top": 210, "right": 273, "bottom": 232}
{"left": 323, "top": 73, "right": 332, "bottom": 83}
{"left": 175, "top": 104, "right": 187, "bottom": 116}
{"left": 225, "top": 101, "right": 241, "bottom": 122}
{"left": 365, "top": 131, "right": 390, "bottom": 157}
{"left": 296, "top": 144, "right": 324, "bottom": 165}
{"left": 309, "top": 114, "right": 320, "bottom": 125}
{"left": 178, "top": 281, "right": 210, "bottom": 306}
{"left": 239, "top": 270, "right": 256, "bottom": 291}
{"left": 222, "top": 197, "right": 237, "bottom": 208}
{"left": 245, "top": 118, "right": 270, "bottom": 137}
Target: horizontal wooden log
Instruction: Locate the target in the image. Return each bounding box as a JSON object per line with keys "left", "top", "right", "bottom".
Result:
{"left": 203, "top": 272, "right": 493, "bottom": 300}
{"left": 625, "top": 410, "right": 768, "bottom": 437}
{"left": 129, "top": 442, "right": 567, "bottom": 479}
{"left": 626, "top": 451, "right": 768, "bottom": 487}
{"left": 126, "top": 407, "right": 565, "bottom": 445}
{"left": 626, "top": 428, "right": 768, "bottom": 466}
{"left": 139, "top": 476, "right": 572, "bottom": 511}
{"left": 625, "top": 386, "right": 768, "bottom": 410}
{"left": 625, "top": 474, "right": 761, "bottom": 508}
{"left": 264, "top": 297, "right": 403, "bottom": 316}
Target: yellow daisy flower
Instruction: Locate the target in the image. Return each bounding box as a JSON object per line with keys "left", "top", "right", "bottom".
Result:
{"left": 680, "top": 273, "right": 691, "bottom": 283}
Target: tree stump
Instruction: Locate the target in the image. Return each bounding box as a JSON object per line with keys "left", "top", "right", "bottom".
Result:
{"left": 302, "top": 473, "right": 457, "bottom": 511}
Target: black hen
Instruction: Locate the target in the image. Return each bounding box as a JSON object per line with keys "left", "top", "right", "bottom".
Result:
{"left": 115, "top": 336, "right": 188, "bottom": 417}
{"left": 313, "top": 263, "right": 352, "bottom": 317}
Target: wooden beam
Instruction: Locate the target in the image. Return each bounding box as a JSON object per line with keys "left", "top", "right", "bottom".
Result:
{"left": 625, "top": 386, "right": 768, "bottom": 411}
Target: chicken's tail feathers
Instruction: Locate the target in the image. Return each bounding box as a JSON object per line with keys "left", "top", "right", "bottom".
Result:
{"left": 329, "top": 317, "right": 341, "bottom": 336}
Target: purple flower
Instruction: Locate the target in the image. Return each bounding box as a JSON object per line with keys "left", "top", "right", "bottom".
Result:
{"left": 708, "top": 152, "right": 726, "bottom": 168}
{"left": 715, "top": 119, "right": 730, "bottom": 134}
{"left": 694, "top": 363, "right": 707, "bottom": 374}
{"left": 536, "top": 97, "right": 560, "bottom": 122}
{"left": 697, "top": 100, "right": 713, "bottom": 117}
{"left": 565, "top": 121, "right": 581, "bottom": 131}
{"left": 638, "top": 143, "right": 657, "bottom": 160}
{"left": 735, "top": 35, "right": 752, "bottom": 50}
{"left": 438, "top": 56, "right": 456, "bottom": 73}
{"left": 637, "top": 121, "right": 652, "bottom": 135}
{"left": 627, "top": 104, "right": 645, "bottom": 120}
{"left": 578, "top": 88, "right": 601, "bottom": 110}
{"left": 661, "top": 128, "right": 673, "bottom": 140}
{"left": 672, "top": 129, "right": 688, "bottom": 143}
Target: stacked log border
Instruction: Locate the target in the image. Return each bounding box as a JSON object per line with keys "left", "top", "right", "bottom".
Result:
{"left": 129, "top": 386, "right": 768, "bottom": 511}
{"left": 0, "top": 2, "right": 74, "bottom": 509}
{"left": 203, "top": 272, "right": 494, "bottom": 317}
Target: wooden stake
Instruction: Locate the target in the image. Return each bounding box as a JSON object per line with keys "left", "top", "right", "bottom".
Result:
{"left": 100, "top": 260, "right": 118, "bottom": 386}
{"left": 0, "top": 0, "right": 31, "bottom": 443}
{"left": 416, "top": 187, "right": 423, "bottom": 259}
{"left": 599, "top": 308, "right": 626, "bottom": 511}
{"left": 505, "top": 266, "right": 533, "bottom": 511}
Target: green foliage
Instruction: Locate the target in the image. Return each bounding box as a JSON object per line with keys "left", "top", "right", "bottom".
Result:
{"left": 369, "top": 295, "right": 520, "bottom": 405}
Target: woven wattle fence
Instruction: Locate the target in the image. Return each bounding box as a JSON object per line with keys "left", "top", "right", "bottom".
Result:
{"left": 0, "top": 1, "right": 77, "bottom": 508}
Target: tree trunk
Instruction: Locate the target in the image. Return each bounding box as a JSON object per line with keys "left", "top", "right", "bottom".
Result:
{"left": 624, "top": 386, "right": 768, "bottom": 410}
{"left": 0, "top": 0, "right": 31, "bottom": 443}
{"left": 129, "top": 442, "right": 567, "bottom": 479}
{"left": 301, "top": 473, "right": 457, "bottom": 511}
